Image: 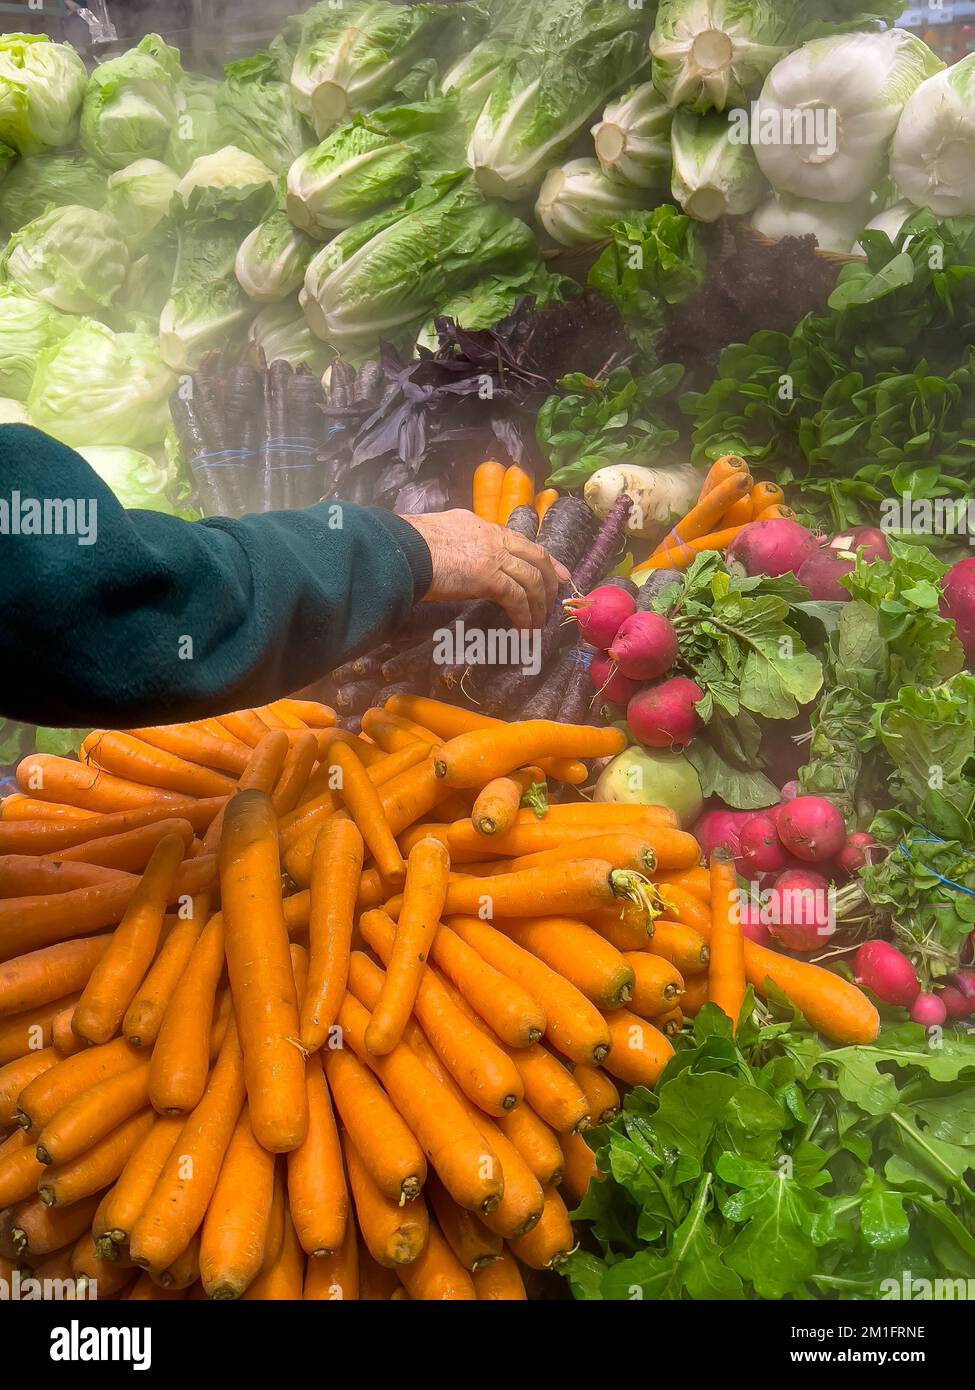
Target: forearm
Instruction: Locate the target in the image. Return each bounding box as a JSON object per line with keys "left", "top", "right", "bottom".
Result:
{"left": 0, "top": 426, "right": 431, "bottom": 727}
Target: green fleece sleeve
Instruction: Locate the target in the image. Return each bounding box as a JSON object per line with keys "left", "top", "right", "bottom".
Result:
{"left": 0, "top": 425, "right": 432, "bottom": 727}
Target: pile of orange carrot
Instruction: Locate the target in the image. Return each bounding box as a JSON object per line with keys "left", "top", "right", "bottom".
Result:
{"left": 0, "top": 694, "right": 878, "bottom": 1301}
{"left": 632, "top": 455, "right": 794, "bottom": 574}
{"left": 472, "top": 460, "right": 557, "bottom": 529}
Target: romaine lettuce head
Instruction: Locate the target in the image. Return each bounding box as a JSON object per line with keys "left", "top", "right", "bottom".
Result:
{"left": 28, "top": 319, "right": 176, "bottom": 449}
{"left": 290, "top": 0, "right": 461, "bottom": 136}
{"left": 0, "top": 287, "right": 74, "bottom": 400}
{"left": 235, "top": 209, "right": 315, "bottom": 302}
{"left": 174, "top": 146, "right": 277, "bottom": 222}
{"left": 216, "top": 51, "right": 311, "bottom": 174}
{"left": 247, "top": 298, "right": 332, "bottom": 372}
{"left": 78, "top": 444, "right": 194, "bottom": 516}
{"left": 467, "top": 0, "right": 651, "bottom": 200}
{"left": 439, "top": 39, "right": 508, "bottom": 128}
{"left": 159, "top": 278, "right": 252, "bottom": 371}
{"left": 166, "top": 74, "right": 226, "bottom": 174}
{"left": 80, "top": 34, "right": 183, "bottom": 170}
{"left": 535, "top": 157, "right": 653, "bottom": 246}
{"left": 650, "top": 0, "right": 803, "bottom": 113}
{"left": 105, "top": 159, "right": 179, "bottom": 245}
{"left": 671, "top": 106, "right": 767, "bottom": 220}
{"left": 0, "top": 204, "right": 130, "bottom": 314}
{"left": 0, "top": 150, "right": 108, "bottom": 233}
{"left": 285, "top": 96, "right": 461, "bottom": 235}
{"left": 0, "top": 34, "right": 88, "bottom": 156}
{"left": 592, "top": 83, "right": 673, "bottom": 188}
{"left": 300, "top": 170, "right": 537, "bottom": 356}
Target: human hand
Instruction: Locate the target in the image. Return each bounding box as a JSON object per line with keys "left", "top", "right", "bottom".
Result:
{"left": 401, "top": 509, "right": 570, "bottom": 630}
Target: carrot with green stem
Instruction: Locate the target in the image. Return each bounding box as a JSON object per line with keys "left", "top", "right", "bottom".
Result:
{"left": 471, "top": 768, "right": 545, "bottom": 837}
{"left": 72, "top": 832, "right": 186, "bottom": 1045}
{"left": 129, "top": 1017, "right": 246, "bottom": 1272}
{"left": 199, "top": 1104, "right": 275, "bottom": 1299}
{"left": 434, "top": 721, "right": 624, "bottom": 789}
{"left": 148, "top": 911, "right": 224, "bottom": 1114}
{"left": 220, "top": 791, "right": 306, "bottom": 1153}
{"left": 300, "top": 818, "right": 363, "bottom": 1053}
{"left": 364, "top": 836, "right": 449, "bottom": 1056}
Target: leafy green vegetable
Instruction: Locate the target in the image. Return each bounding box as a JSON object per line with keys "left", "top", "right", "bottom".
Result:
{"left": 0, "top": 34, "right": 88, "bottom": 156}
{"left": 0, "top": 287, "right": 74, "bottom": 402}
{"left": 105, "top": 159, "right": 180, "bottom": 248}
{"left": 537, "top": 365, "right": 683, "bottom": 491}
{"left": 565, "top": 1011, "right": 975, "bottom": 1300}
{"left": 80, "top": 34, "right": 183, "bottom": 170}
{"left": 0, "top": 205, "right": 130, "bottom": 316}
{"left": 0, "top": 151, "right": 108, "bottom": 233}
{"left": 235, "top": 209, "right": 315, "bottom": 304}
{"left": 78, "top": 445, "right": 197, "bottom": 519}
{"left": 216, "top": 50, "right": 311, "bottom": 174}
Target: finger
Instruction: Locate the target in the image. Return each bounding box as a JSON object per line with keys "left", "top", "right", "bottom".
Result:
{"left": 502, "top": 534, "right": 560, "bottom": 613}
{"left": 500, "top": 554, "right": 548, "bottom": 630}
{"left": 553, "top": 560, "right": 571, "bottom": 585}
{"left": 492, "top": 572, "right": 532, "bottom": 630}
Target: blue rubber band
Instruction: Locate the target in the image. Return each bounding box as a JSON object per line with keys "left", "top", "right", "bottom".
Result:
{"left": 896, "top": 832, "right": 975, "bottom": 898}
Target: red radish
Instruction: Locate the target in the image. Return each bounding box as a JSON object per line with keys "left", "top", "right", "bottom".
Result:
{"left": 777, "top": 795, "right": 846, "bottom": 863}
{"left": 765, "top": 868, "right": 832, "bottom": 952}
{"left": 854, "top": 940, "right": 920, "bottom": 1007}
{"left": 827, "top": 526, "right": 890, "bottom": 563}
{"left": 726, "top": 518, "right": 819, "bottom": 579}
{"left": 566, "top": 584, "right": 636, "bottom": 648}
{"left": 692, "top": 808, "right": 753, "bottom": 861}
{"left": 836, "top": 831, "right": 884, "bottom": 877}
{"left": 938, "top": 985, "right": 973, "bottom": 1020}
{"left": 951, "top": 968, "right": 975, "bottom": 1000}
{"left": 738, "top": 813, "right": 790, "bottom": 874}
{"left": 940, "top": 557, "right": 975, "bottom": 667}
{"left": 590, "top": 652, "right": 639, "bottom": 706}
{"left": 626, "top": 676, "right": 703, "bottom": 749}
{"left": 739, "top": 899, "right": 773, "bottom": 948}
{"left": 910, "top": 992, "right": 947, "bottom": 1027}
{"left": 609, "top": 611, "right": 678, "bottom": 681}
{"left": 797, "top": 548, "right": 855, "bottom": 601}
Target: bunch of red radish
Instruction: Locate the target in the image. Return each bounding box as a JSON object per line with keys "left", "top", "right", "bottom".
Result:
{"left": 853, "top": 940, "right": 975, "bottom": 1027}
{"left": 570, "top": 584, "right": 704, "bottom": 749}
{"left": 695, "top": 788, "right": 882, "bottom": 953}
{"left": 724, "top": 517, "right": 890, "bottom": 597}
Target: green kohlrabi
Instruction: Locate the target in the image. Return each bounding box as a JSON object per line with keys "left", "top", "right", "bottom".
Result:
{"left": 0, "top": 205, "right": 130, "bottom": 315}
{"left": 80, "top": 34, "right": 183, "bottom": 170}
{"left": 891, "top": 54, "right": 975, "bottom": 216}
{"left": 286, "top": 95, "right": 463, "bottom": 235}
{"left": 0, "top": 287, "right": 74, "bottom": 401}
{"left": 535, "top": 158, "right": 653, "bottom": 248}
{"left": 300, "top": 171, "right": 537, "bottom": 357}
{"left": 752, "top": 30, "right": 944, "bottom": 202}
{"left": 467, "top": 0, "right": 651, "bottom": 200}
{"left": 650, "top": 0, "right": 803, "bottom": 112}
{"left": 27, "top": 319, "right": 176, "bottom": 450}
{"left": 0, "top": 34, "right": 88, "bottom": 156}
{"left": 671, "top": 107, "right": 767, "bottom": 220}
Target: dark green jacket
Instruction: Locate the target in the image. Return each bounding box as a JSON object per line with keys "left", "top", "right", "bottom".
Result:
{"left": 0, "top": 426, "right": 432, "bottom": 727}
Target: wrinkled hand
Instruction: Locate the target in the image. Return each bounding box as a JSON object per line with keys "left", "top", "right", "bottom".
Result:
{"left": 401, "top": 509, "right": 570, "bottom": 631}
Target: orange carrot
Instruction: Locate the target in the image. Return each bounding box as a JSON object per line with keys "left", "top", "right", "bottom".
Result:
{"left": 271, "top": 732, "right": 318, "bottom": 816}
{"left": 720, "top": 494, "right": 753, "bottom": 526}
{"left": 755, "top": 503, "right": 796, "bottom": 521}
{"left": 0, "top": 1048, "right": 58, "bottom": 1126}
{"left": 242, "top": 1211, "right": 304, "bottom": 1300}
{"left": 499, "top": 917, "right": 635, "bottom": 1010}
{"left": 130, "top": 723, "right": 251, "bottom": 776}
{"left": 496, "top": 463, "right": 534, "bottom": 527}
{"left": 447, "top": 915, "right": 611, "bottom": 1065}
{"left": 300, "top": 818, "right": 363, "bottom": 1053}
{"left": 508, "top": 1187, "right": 574, "bottom": 1270}
{"left": 7, "top": 1193, "right": 100, "bottom": 1257}
{"left": 37, "top": 1109, "right": 154, "bottom": 1207}
{"left": 0, "top": 994, "right": 79, "bottom": 1067}
{"left": 0, "top": 800, "right": 225, "bottom": 854}
{"left": 1, "top": 795, "right": 97, "bottom": 822}
{"left": 632, "top": 523, "right": 749, "bottom": 573}
{"left": 750, "top": 481, "right": 784, "bottom": 512}
{"left": 44, "top": 818, "right": 194, "bottom": 872}
{"left": 678, "top": 974, "right": 709, "bottom": 1017}
{"left": 304, "top": 1217, "right": 358, "bottom": 1301}
{"left": 571, "top": 1064, "right": 620, "bottom": 1126}
{"left": 496, "top": 1104, "right": 564, "bottom": 1187}
{"left": 428, "top": 919, "right": 545, "bottom": 1048}
{"left": 0, "top": 1135, "right": 45, "bottom": 1206}
{"left": 35, "top": 1061, "right": 150, "bottom": 1166}
{"left": 344, "top": 1131, "right": 427, "bottom": 1268}
{"left": 656, "top": 866, "right": 710, "bottom": 902}
{"left": 363, "top": 837, "right": 449, "bottom": 1056}
{"left": 471, "top": 768, "right": 544, "bottom": 837}
{"left": 83, "top": 732, "right": 236, "bottom": 799}
{"left": 329, "top": 742, "right": 405, "bottom": 889}
{"left": 658, "top": 882, "right": 712, "bottom": 934}
{"left": 201, "top": 731, "right": 290, "bottom": 853}
{"left": 72, "top": 833, "right": 186, "bottom": 1045}
{"left": 560, "top": 1129, "right": 602, "bottom": 1207}
{"left": 0, "top": 854, "right": 132, "bottom": 896}
{"left": 425, "top": 1173, "right": 501, "bottom": 1271}
{"left": 18, "top": 1037, "right": 144, "bottom": 1135}
{"left": 129, "top": 1019, "right": 246, "bottom": 1272}
{"left": 650, "top": 470, "right": 751, "bottom": 552}
{"left": 624, "top": 951, "right": 685, "bottom": 1019}
{"left": 434, "top": 721, "right": 624, "bottom": 789}
{"left": 501, "top": 1042, "right": 589, "bottom": 1135}
{"left": 0, "top": 937, "right": 109, "bottom": 1016}
{"left": 700, "top": 455, "right": 749, "bottom": 497}
{"left": 199, "top": 1104, "right": 275, "bottom": 1299}
{"left": 97, "top": 1113, "right": 183, "bottom": 1257}
{"left": 217, "top": 710, "right": 272, "bottom": 747}
{"left": 646, "top": 918, "right": 710, "bottom": 975}
{"left": 584, "top": 902, "right": 653, "bottom": 951}
{"left": 148, "top": 911, "right": 224, "bottom": 1114}
{"left": 472, "top": 460, "right": 505, "bottom": 523}
{"left": 323, "top": 1047, "right": 427, "bottom": 1205}
{"left": 287, "top": 1053, "right": 347, "bottom": 1257}
{"left": 151, "top": 1231, "right": 200, "bottom": 1290}
{"left": 533, "top": 488, "right": 558, "bottom": 525}
{"left": 123, "top": 893, "right": 209, "bottom": 1048}
{"left": 599, "top": 1008, "right": 674, "bottom": 1088}
{"left": 16, "top": 754, "right": 189, "bottom": 813}
{"left": 359, "top": 709, "right": 441, "bottom": 753}
{"left": 276, "top": 699, "right": 337, "bottom": 729}
{"left": 472, "top": 1247, "right": 526, "bottom": 1299}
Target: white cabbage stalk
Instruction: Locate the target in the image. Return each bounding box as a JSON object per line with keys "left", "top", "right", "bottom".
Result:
{"left": 853, "top": 199, "right": 915, "bottom": 254}
{"left": 671, "top": 108, "right": 766, "bottom": 221}
{"left": 535, "top": 158, "right": 649, "bottom": 247}
{"left": 890, "top": 54, "right": 975, "bottom": 216}
{"left": 650, "top": 0, "right": 800, "bottom": 113}
{"left": 592, "top": 84, "right": 672, "bottom": 188}
{"left": 752, "top": 30, "right": 944, "bottom": 203}
{"left": 750, "top": 190, "right": 873, "bottom": 253}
